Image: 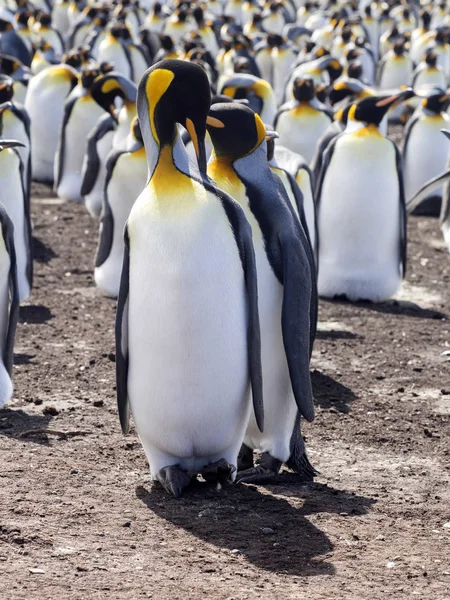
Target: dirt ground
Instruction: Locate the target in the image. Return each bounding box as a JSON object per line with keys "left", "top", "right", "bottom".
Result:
{"left": 0, "top": 179, "right": 449, "bottom": 600}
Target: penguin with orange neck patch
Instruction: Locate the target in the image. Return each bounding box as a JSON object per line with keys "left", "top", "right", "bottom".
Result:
{"left": 116, "top": 60, "right": 263, "bottom": 497}
{"left": 206, "top": 102, "right": 317, "bottom": 483}
{"left": 316, "top": 90, "right": 415, "bottom": 303}
{"left": 274, "top": 76, "right": 332, "bottom": 165}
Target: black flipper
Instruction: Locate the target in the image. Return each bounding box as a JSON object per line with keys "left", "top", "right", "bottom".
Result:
{"left": 0, "top": 203, "right": 19, "bottom": 376}
{"left": 407, "top": 169, "right": 450, "bottom": 215}
{"left": 81, "top": 114, "right": 115, "bottom": 196}
{"left": 394, "top": 143, "right": 407, "bottom": 278}
{"left": 115, "top": 224, "right": 130, "bottom": 434}
{"left": 54, "top": 92, "right": 79, "bottom": 191}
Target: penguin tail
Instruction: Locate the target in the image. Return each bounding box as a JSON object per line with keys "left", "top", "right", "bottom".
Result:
{"left": 286, "top": 412, "right": 319, "bottom": 479}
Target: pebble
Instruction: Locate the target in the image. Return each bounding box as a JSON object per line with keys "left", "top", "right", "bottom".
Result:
{"left": 443, "top": 522, "right": 450, "bottom": 529}
{"left": 29, "top": 568, "right": 45, "bottom": 574}
{"left": 261, "top": 528, "right": 274, "bottom": 535}
{"left": 386, "top": 562, "right": 396, "bottom": 569}
{"left": 375, "top": 534, "right": 385, "bottom": 541}
{"left": 230, "top": 549, "right": 241, "bottom": 555}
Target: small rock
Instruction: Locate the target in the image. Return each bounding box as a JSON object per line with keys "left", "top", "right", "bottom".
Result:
{"left": 76, "top": 566, "right": 89, "bottom": 572}
{"left": 443, "top": 522, "right": 450, "bottom": 529}
{"left": 423, "top": 428, "right": 433, "bottom": 438}
{"left": 29, "top": 568, "right": 45, "bottom": 574}
{"left": 386, "top": 562, "right": 396, "bottom": 569}
{"left": 273, "top": 543, "right": 280, "bottom": 548}
{"left": 122, "top": 521, "right": 131, "bottom": 528}
{"left": 93, "top": 400, "right": 104, "bottom": 408}
{"left": 375, "top": 534, "right": 385, "bottom": 541}
{"left": 261, "top": 527, "right": 274, "bottom": 535}
{"left": 107, "top": 353, "right": 115, "bottom": 362}
{"left": 43, "top": 406, "right": 59, "bottom": 416}
{"left": 230, "top": 549, "right": 241, "bottom": 555}
{"left": 441, "top": 389, "right": 450, "bottom": 396}
{"left": 70, "top": 469, "right": 78, "bottom": 475}
{"left": 396, "top": 387, "right": 405, "bottom": 393}
{"left": 339, "top": 512, "right": 349, "bottom": 517}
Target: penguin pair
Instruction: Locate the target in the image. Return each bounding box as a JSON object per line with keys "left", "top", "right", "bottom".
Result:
{"left": 115, "top": 60, "right": 315, "bottom": 496}
{"left": 316, "top": 89, "right": 415, "bottom": 303}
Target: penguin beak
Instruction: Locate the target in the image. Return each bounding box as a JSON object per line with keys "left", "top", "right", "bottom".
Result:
{"left": 0, "top": 139, "right": 26, "bottom": 152}
{"left": 440, "top": 129, "right": 450, "bottom": 140}
{"left": 265, "top": 129, "right": 279, "bottom": 141}
{"left": 375, "top": 88, "right": 415, "bottom": 108}
{"left": 186, "top": 117, "right": 208, "bottom": 174}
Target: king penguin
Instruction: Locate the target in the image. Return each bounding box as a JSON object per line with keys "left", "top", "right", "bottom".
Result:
{"left": 316, "top": 90, "right": 414, "bottom": 302}
{"left": 25, "top": 63, "right": 78, "bottom": 183}
{"left": 403, "top": 88, "right": 450, "bottom": 216}
{"left": 206, "top": 102, "right": 316, "bottom": 483}
{"left": 0, "top": 138, "right": 32, "bottom": 302}
{"left": 0, "top": 179, "right": 19, "bottom": 408}
{"left": 219, "top": 73, "right": 278, "bottom": 125}
{"left": 55, "top": 66, "right": 105, "bottom": 202}
{"left": 116, "top": 60, "right": 263, "bottom": 497}
{"left": 94, "top": 117, "right": 147, "bottom": 297}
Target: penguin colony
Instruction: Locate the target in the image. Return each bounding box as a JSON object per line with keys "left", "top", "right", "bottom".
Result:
{"left": 0, "top": 0, "right": 449, "bottom": 497}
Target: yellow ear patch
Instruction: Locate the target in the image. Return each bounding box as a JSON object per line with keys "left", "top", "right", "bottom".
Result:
{"left": 186, "top": 117, "right": 200, "bottom": 159}
{"left": 348, "top": 103, "right": 357, "bottom": 121}
{"left": 222, "top": 85, "right": 237, "bottom": 98}
{"left": 246, "top": 113, "right": 267, "bottom": 155}
{"left": 101, "top": 79, "right": 121, "bottom": 93}
{"left": 145, "top": 68, "right": 175, "bottom": 145}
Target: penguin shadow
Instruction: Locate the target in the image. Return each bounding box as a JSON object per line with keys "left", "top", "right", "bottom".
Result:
{"left": 32, "top": 236, "right": 56, "bottom": 264}
{"left": 0, "top": 407, "right": 54, "bottom": 445}
{"left": 13, "top": 353, "right": 36, "bottom": 365}
{"left": 311, "top": 369, "right": 357, "bottom": 414}
{"left": 19, "top": 304, "right": 53, "bottom": 324}
{"left": 315, "top": 329, "right": 361, "bottom": 341}
{"left": 136, "top": 483, "right": 335, "bottom": 577}
{"left": 325, "top": 296, "right": 447, "bottom": 321}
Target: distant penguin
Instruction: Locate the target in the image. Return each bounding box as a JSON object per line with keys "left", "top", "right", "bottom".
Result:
{"left": 274, "top": 76, "right": 332, "bottom": 164}
{"left": 94, "top": 117, "right": 147, "bottom": 297}
{"left": 163, "top": 9, "right": 192, "bottom": 45}
{"left": 25, "top": 64, "right": 78, "bottom": 183}
{"left": 219, "top": 73, "right": 278, "bottom": 125}
{"left": 316, "top": 90, "right": 414, "bottom": 302}
{"left": 0, "top": 189, "right": 19, "bottom": 408}
{"left": 0, "top": 18, "right": 31, "bottom": 67}
{"left": 412, "top": 49, "right": 447, "bottom": 91}
{"left": 82, "top": 72, "right": 137, "bottom": 216}
{"left": 0, "top": 138, "right": 32, "bottom": 302}
{"left": 377, "top": 40, "right": 414, "bottom": 122}
{"left": 97, "top": 23, "right": 133, "bottom": 80}
{"left": 116, "top": 60, "right": 263, "bottom": 497}
{"left": 403, "top": 87, "right": 450, "bottom": 216}
{"left": 31, "top": 12, "right": 65, "bottom": 56}
{"left": 206, "top": 103, "right": 316, "bottom": 483}
{"left": 0, "top": 54, "right": 31, "bottom": 104}
{"left": 55, "top": 66, "right": 105, "bottom": 202}
{"left": 0, "top": 75, "right": 31, "bottom": 199}
{"left": 255, "top": 34, "right": 298, "bottom": 104}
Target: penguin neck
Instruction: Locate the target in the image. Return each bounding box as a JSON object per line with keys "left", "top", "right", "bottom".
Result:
{"left": 208, "top": 153, "right": 243, "bottom": 197}
{"left": 146, "top": 130, "right": 196, "bottom": 188}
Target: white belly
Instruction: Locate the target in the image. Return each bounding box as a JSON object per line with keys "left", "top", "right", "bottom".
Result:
{"left": 84, "top": 129, "right": 114, "bottom": 218}
{"left": 127, "top": 187, "right": 251, "bottom": 474}
{"left": 404, "top": 115, "right": 450, "bottom": 200}
{"left": 277, "top": 110, "right": 331, "bottom": 165}
{"left": 318, "top": 133, "right": 402, "bottom": 301}
{"left": 0, "top": 228, "right": 13, "bottom": 408}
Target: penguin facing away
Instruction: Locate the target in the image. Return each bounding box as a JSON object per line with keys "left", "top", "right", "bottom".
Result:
{"left": 116, "top": 60, "right": 263, "bottom": 497}
{"left": 0, "top": 138, "right": 32, "bottom": 302}
{"left": 94, "top": 117, "right": 147, "bottom": 297}
{"left": 0, "top": 182, "right": 19, "bottom": 408}
{"left": 206, "top": 102, "right": 316, "bottom": 483}
{"left": 316, "top": 90, "right": 414, "bottom": 303}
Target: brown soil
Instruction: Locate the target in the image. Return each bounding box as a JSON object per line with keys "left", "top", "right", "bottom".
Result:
{"left": 0, "top": 182, "right": 449, "bottom": 600}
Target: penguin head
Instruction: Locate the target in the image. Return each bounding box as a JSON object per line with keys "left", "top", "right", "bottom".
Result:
{"left": 80, "top": 66, "right": 101, "bottom": 90}
{"left": 91, "top": 73, "right": 137, "bottom": 120}
{"left": 349, "top": 89, "right": 415, "bottom": 126}
{"left": 292, "top": 77, "right": 315, "bottom": 102}
{"left": 392, "top": 39, "right": 406, "bottom": 57}
{"left": 137, "top": 59, "right": 211, "bottom": 172}
{"left": 424, "top": 49, "right": 437, "bottom": 67}
{"left": 0, "top": 19, "right": 14, "bottom": 32}
{"left": 0, "top": 75, "right": 14, "bottom": 103}
{"left": 346, "top": 60, "right": 363, "bottom": 80}
{"left": 417, "top": 86, "right": 450, "bottom": 113}
{"left": 206, "top": 103, "right": 268, "bottom": 160}
{"left": 329, "top": 77, "right": 368, "bottom": 106}
{"left": 62, "top": 50, "right": 82, "bottom": 70}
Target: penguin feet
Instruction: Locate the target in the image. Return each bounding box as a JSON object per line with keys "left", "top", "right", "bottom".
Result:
{"left": 237, "top": 444, "right": 254, "bottom": 472}
{"left": 156, "top": 465, "right": 192, "bottom": 498}
{"left": 201, "top": 459, "right": 236, "bottom": 485}
{"left": 236, "top": 452, "right": 282, "bottom": 484}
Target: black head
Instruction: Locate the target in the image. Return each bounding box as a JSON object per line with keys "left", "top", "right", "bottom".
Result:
{"left": 81, "top": 66, "right": 101, "bottom": 89}
{"left": 91, "top": 72, "right": 137, "bottom": 120}
{"left": 138, "top": 59, "right": 211, "bottom": 172}
{"left": 0, "top": 19, "right": 13, "bottom": 33}
{"left": 347, "top": 60, "right": 363, "bottom": 80}
{"left": 62, "top": 51, "right": 82, "bottom": 69}
{"left": 206, "top": 102, "right": 267, "bottom": 160}
{"left": 393, "top": 39, "right": 406, "bottom": 56}
{"left": 159, "top": 34, "right": 175, "bottom": 51}
{"left": 0, "top": 75, "right": 13, "bottom": 103}
{"left": 292, "top": 77, "right": 315, "bottom": 102}
{"left": 421, "top": 10, "right": 431, "bottom": 28}
{"left": 425, "top": 49, "right": 437, "bottom": 67}
{"left": 349, "top": 89, "right": 415, "bottom": 126}
{"left": 153, "top": 2, "right": 162, "bottom": 15}
{"left": 419, "top": 87, "right": 450, "bottom": 113}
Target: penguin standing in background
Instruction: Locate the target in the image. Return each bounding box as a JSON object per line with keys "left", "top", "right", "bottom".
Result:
{"left": 219, "top": 73, "right": 278, "bottom": 125}
{"left": 0, "top": 138, "right": 32, "bottom": 302}
{"left": 412, "top": 49, "right": 447, "bottom": 92}
{"left": 94, "top": 117, "right": 147, "bottom": 297}
{"left": 0, "top": 19, "right": 31, "bottom": 67}
{"left": 0, "top": 75, "right": 31, "bottom": 200}
{"left": 82, "top": 73, "right": 137, "bottom": 216}
{"left": 316, "top": 90, "right": 414, "bottom": 303}
{"left": 55, "top": 66, "right": 105, "bottom": 202}
{"left": 31, "top": 12, "right": 65, "bottom": 56}
{"left": 403, "top": 87, "right": 450, "bottom": 216}
{"left": 0, "top": 54, "right": 31, "bottom": 104}
{"left": 377, "top": 39, "right": 414, "bottom": 122}
{"left": 207, "top": 103, "right": 316, "bottom": 483}
{"left": 25, "top": 64, "right": 78, "bottom": 183}
{"left": 274, "top": 76, "right": 332, "bottom": 164}
{"left": 116, "top": 60, "right": 263, "bottom": 497}
{"left": 97, "top": 23, "right": 133, "bottom": 80}
{"left": 0, "top": 183, "right": 19, "bottom": 408}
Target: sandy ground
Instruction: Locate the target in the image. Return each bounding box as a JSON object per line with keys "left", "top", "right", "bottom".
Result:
{"left": 0, "top": 182, "right": 449, "bottom": 600}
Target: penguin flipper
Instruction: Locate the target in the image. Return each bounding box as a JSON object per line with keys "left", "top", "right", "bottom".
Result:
{"left": 115, "top": 224, "right": 130, "bottom": 434}
{"left": 215, "top": 189, "right": 264, "bottom": 432}
{"left": 394, "top": 143, "right": 407, "bottom": 278}
{"left": 55, "top": 94, "right": 78, "bottom": 190}
{"left": 279, "top": 231, "right": 315, "bottom": 423}
{"left": 407, "top": 169, "right": 450, "bottom": 215}
{"left": 81, "top": 115, "right": 116, "bottom": 196}
{"left": 0, "top": 204, "right": 19, "bottom": 377}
